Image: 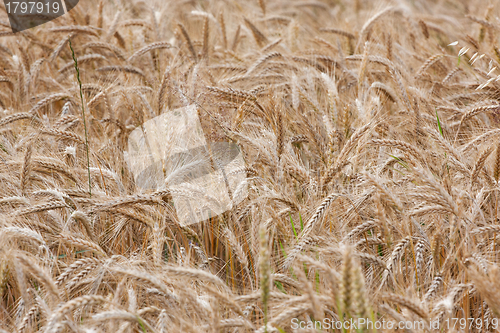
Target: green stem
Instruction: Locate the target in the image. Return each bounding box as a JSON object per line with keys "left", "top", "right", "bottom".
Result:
{"left": 68, "top": 38, "right": 92, "bottom": 197}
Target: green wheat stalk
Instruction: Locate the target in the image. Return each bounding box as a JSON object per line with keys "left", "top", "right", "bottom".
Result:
{"left": 68, "top": 38, "right": 92, "bottom": 197}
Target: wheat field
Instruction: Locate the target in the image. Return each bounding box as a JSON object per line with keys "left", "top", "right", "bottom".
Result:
{"left": 1, "top": 0, "right": 500, "bottom": 332}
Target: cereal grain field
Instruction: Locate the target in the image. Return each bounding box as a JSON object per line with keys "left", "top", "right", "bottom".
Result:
{"left": 1, "top": 0, "right": 500, "bottom": 332}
